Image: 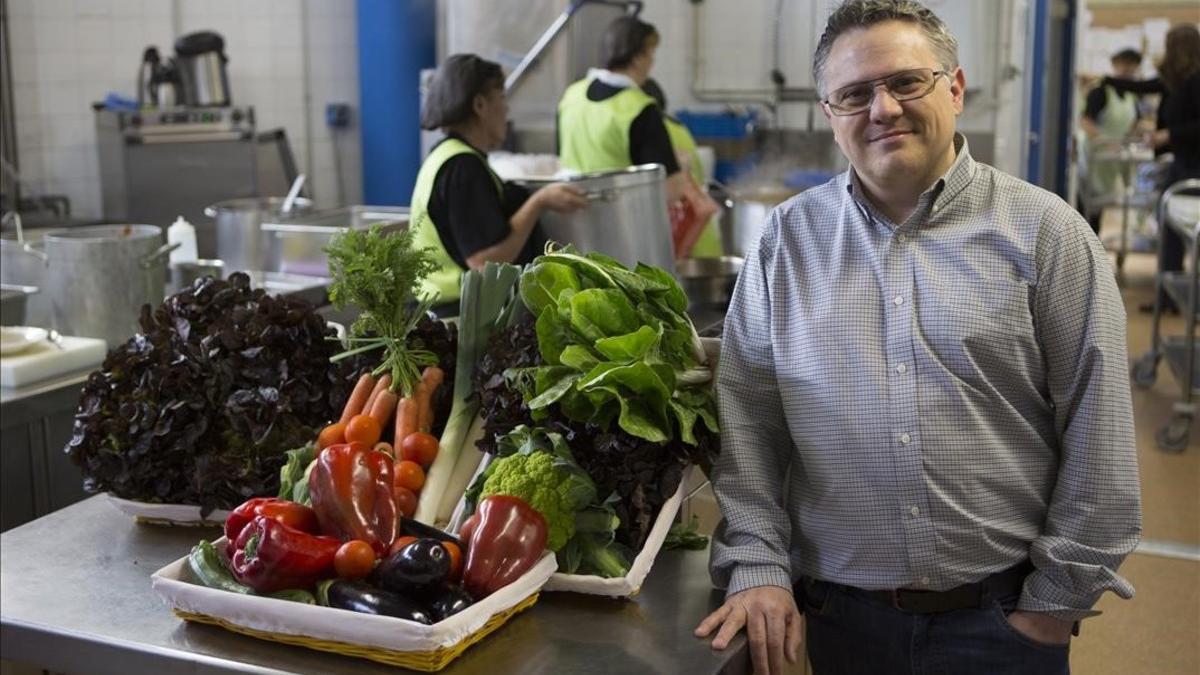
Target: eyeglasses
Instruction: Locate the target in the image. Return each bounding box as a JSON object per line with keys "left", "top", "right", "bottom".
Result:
{"left": 823, "top": 68, "right": 948, "bottom": 116}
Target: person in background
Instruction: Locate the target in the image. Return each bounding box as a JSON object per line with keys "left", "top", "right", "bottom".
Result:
{"left": 1078, "top": 48, "right": 1143, "bottom": 235}
{"left": 413, "top": 54, "right": 585, "bottom": 311}
{"left": 1103, "top": 25, "right": 1200, "bottom": 313}
{"left": 695, "top": 2, "right": 1140, "bottom": 674}
{"left": 556, "top": 16, "right": 688, "bottom": 203}
{"left": 641, "top": 78, "right": 725, "bottom": 258}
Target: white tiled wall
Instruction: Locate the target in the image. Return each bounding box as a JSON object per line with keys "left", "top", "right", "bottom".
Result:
{"left": 6, "top": 0, "right": 362, "bottom": 220}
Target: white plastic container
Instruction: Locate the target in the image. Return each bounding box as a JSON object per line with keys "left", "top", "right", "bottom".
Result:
{"left": 167, "top": 215, "right": 199, "bottom": 265}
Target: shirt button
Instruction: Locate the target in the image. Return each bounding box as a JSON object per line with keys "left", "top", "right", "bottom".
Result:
{"left": 910, "top": 505, "right": 920, "bottom": 517}
{"left": 897, "top": 234, "right": 907, "bottom": 243}
{"left": 893, "top": 295, "right": 904, "bottom": 306}
{"left": 896, "top": 363, "right": 908, "bottom": 374}
{"left": 900, "top": 432, "right": 911, "bottom": 444}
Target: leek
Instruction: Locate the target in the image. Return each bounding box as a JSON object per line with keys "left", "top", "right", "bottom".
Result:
{"left": 414, "top": 262, "right": 521, "bottom": 524}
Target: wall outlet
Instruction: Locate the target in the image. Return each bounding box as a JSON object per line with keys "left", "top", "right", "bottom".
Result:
{"left": 325, "top": 103, "right": 352, "bottom": 129}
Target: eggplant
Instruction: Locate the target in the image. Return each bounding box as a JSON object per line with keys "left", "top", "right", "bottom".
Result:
{"left": 374, "top": 538, "right": 451, "bottom": 596}
{"left": 322, "top": 580, "right": 432, "bottom": 624}
{"left": 427, "top": 584, "right": 474, "bottom": 622}
{"left": 400, "top": 519, "right": 462, "bottom": 547}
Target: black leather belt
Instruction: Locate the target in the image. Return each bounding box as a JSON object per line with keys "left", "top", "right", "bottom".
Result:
{"left": 810, "top": 562, "right": 1032, "bottom": 614}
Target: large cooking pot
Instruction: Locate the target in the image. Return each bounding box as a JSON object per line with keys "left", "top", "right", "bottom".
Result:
{"left": 526, "top": 164, "right": 675, "bottom": 274}
{"left": 205, "top": 196, "right": 313, "bottom": 275}
{"left": 713, "top": 183, "right": 798, "bottom": 258}
{"left": 1, "top": 228, "right": 54, "bottom": 327}
{"left": 37, "top": 225, "right": 176, "bottom": 346}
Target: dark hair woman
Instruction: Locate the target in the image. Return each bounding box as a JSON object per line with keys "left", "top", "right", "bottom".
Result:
{"left": 412, "top": 54, "right": 585, "bottom": 310}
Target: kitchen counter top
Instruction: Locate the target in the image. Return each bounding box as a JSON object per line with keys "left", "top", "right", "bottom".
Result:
{"left": 0, "top": 496, "right": 748, "bottom": 674}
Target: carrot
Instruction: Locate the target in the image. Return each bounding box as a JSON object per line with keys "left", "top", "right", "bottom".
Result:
{"left": 338, "top": 373, "right": 376, "bottom": 425}
{"left": 361, "top": 374, "right": 392, "bottom": 418}
{"left": 415, "top": 366, "right": 444, "bottom": 433}
{"left": 395, "top": 396, "right": 419, "bottom": 447}
{"left": 369, "top": 390, "right": 399, "bottom": 430}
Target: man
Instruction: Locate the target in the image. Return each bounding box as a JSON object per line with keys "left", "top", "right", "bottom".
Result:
{"left": 557, "top": 16, "right": 687, "bottom": 202}
{"left": 1079, "top": 48, "right": 1143, "bottom": 235}
{"left": 694, "top": 2, "right": 1141, "bottom": 674}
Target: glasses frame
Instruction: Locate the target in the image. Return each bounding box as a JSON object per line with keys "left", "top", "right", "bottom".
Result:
{"left": 822, "top": 68, "right": 949, "bottom": 117}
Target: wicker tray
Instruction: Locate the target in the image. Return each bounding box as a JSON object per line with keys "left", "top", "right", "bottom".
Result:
{"left": 152, "top": 541, "right": 557, "bottom": 671}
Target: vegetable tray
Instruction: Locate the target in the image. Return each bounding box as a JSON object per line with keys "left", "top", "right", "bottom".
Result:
{"left": 541, "top": 464, "right": 692, "bottom": 597}
{"left": 151, "top": 539, "right": 557, "bottom": 671}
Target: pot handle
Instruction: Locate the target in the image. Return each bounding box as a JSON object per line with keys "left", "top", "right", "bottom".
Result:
{"left": 140, "top": 242, "right": 181, "bottom": 269}
{"left": 583, "top": 188, "right": 620, "bottom": 203}
{"left": 20, "top": 241, "right": 50, "bottom": 266}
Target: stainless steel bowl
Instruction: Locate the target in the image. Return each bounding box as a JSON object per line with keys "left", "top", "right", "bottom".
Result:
{"left": 676, "top": 256, "right": 744, "bottom": 308}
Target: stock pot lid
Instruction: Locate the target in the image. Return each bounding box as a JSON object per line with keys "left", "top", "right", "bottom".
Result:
{"left": 175, "top": 31, "right": 225, "bottom": 57}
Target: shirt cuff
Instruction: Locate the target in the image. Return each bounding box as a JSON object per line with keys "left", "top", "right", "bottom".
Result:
{"left": 1017, "top": 569, "right": 1106, "bottom": 622}
{"left": 726, "top": 564, "right": 793, "bottom": 598}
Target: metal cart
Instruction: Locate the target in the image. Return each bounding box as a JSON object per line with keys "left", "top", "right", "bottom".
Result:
{"left": 1131, "top": 179, "right": 1200, "bottom": 452}
{"left": 1083, "top": 142, "right": 1160, "bottom": 285}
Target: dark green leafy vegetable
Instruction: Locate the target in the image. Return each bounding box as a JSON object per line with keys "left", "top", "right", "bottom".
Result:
{"left": 324, "top": 224, "right": 439, "bottom": 396}
{"left": 664, "top": 514, "right": 710, "bottom": 550}
{"left": 66, "top": 273, "right": 357, "bottom": 516}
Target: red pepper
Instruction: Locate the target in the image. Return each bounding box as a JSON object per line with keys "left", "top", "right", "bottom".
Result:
{"left": 461, "top": 496, "right": 548, "bottom": 599}
{"left": 308, "top": 442, "right": 398, "bottom": 556}
{"left": 224, "top": 498, "right": 320, "bottom": 557}
{"left": 229, "top": 515, "right": 341, "bottom": 592}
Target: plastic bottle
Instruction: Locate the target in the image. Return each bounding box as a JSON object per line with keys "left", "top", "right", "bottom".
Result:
{"left": 167, "top": 215, "right": 198, "bottom": 264}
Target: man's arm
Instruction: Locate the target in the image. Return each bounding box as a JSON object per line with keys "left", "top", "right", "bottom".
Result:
{"left": 1022, "top": 202, "right": 1142, "bottom": 623}
{"left": 709, "top": 210, "right": 795, "bottom": 596}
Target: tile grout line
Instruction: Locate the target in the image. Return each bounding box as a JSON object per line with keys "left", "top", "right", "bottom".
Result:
{"left": 1135, "top": 538, "right": 1200, "bottom": 562}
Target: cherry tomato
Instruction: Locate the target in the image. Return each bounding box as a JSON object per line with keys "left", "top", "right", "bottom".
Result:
{"left": 393, "top": 486, "right": 418, "bottom": 518}
{"left": 317, "top": 422, "right": 346, "bottom": 449}
{"left": 400, "top": 432, "right": 439, "bottom": 467}
{"left": 394, "top": 460, "right": 425, "bottom": 492}
{"left": 388, "top": 535, "right": 418, "bottom": 557}
{"left": 442, "top": 541, "right": 463, "bottom": 582}
{"left": 374, "top": 441, "right": 394, "bottom": 458}
{"left": 345, "top": 414, "right": 382, "bottom": 446}
{"left": 334, "top": 540, "right": 376, "bottom": 579}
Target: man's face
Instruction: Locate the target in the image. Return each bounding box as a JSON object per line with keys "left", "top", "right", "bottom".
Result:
{"left": 821, "top": 21, "right": 965, "bottom": 190}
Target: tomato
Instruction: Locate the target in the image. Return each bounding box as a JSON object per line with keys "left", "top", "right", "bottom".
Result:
{"left": 394, "top": 460, "right": 425, "bottom": 492}
{"left": 393, "top": 486, "right": 418, "bottom": 518}
{"left": 345, "top": 414, "right": 382, "bottom": 446}
{"left": 388, "top": 535, "right": 418, "bottom": 557}
{"left": 334, "top": 540, "right": 376, "bottom": 579}
{"left": 374, "top": 441, "right": 394, "bottom": 458}
{"left": 442, "top": 541, "right": 463, "bottom": 582}
{"left": 400, "top": 432, "right": 439, "bottom": 467}
{"left": 317, "top": 422, "right": 346, "bottom": 449}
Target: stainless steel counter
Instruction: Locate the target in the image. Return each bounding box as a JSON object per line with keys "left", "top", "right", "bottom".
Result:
{"left": 1, "top": 496, "right": 748, "bottom": 674}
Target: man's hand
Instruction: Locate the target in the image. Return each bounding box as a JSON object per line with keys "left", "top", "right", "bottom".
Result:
{"left": 694, "top": 586, "right": 803, "bottom": 675}
{"left": 1005, "top": 611, "right": 1074, "bottom": 646}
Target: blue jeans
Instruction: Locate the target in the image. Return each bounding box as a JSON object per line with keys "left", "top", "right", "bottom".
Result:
{"left": 797, "top": 579, "right": 1071, "bottom": 675}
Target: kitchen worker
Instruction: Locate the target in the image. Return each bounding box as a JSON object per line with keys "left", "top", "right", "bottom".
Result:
{"left": 557, "top": 16, "right": 688, "bottom": 203}
{"left": 1079, "top": 48, "right": 1143, "bottom": 235}
{"left": 642, "top": 78, "right": 725, "bottom": 258}
{"left": 413, "top": 54, "right": 586, "bottom": 310}
{"left": 695, "top": 2, "right": 1140, "bottom": 674}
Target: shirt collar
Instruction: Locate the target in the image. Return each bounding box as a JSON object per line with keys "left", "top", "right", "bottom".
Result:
{"left": 844, "top": 133, "right": 976, "bottom": 223}
{"left": 588, "top": 68, "right": 639, "bottom": 90}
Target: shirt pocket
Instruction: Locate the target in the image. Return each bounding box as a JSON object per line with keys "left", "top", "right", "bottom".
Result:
{"left": 924, "top": 278, "right": 1036, "bottom": 386}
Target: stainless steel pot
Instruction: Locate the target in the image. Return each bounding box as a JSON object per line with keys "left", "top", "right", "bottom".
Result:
{"left": 528, "top": 164, "right": 675, "bottom": 273}
{"left": 676, "top": 256, "right": 744, "bottom": 309}
{"left": 1, "top": 228, "right": 54, "bottom": 327}
{"left": 205, "top": 197, "right": 313, "bottom": 275}
{"left": 174, "top": 31, "right": 230, "bottom": 107}
{"left": 38, "top": 225, "right": 177, "bottom": 346}
{"left": 714, "top": 184, "right": 798, "bottom": 258}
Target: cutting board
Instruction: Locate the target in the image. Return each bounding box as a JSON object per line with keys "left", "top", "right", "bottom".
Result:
{"left": 0, "top": 335, "right": 107, "bottom": 389}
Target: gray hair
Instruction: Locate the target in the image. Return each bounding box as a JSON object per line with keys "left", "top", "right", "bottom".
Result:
{"left": 812, "top": 0, "right": 959, "bottom": 96}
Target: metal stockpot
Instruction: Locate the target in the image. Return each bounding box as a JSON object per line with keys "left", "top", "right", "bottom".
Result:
{"left": 38, "top": 225, "right": 177, "bottom": 346}
{"left": 174, "top": 31, "right": 230, "bottom": 107}
{"left": 529, "top": 164, "right": 675, "bottom": 273}
{"left": 1, "top": 228, "right": 53, "bottom": 327}
{"left": 713, "top": 183, "right": 798, "bottom": 258}
{"left": 205, "top": 197, "right": 313, "bottom": 275}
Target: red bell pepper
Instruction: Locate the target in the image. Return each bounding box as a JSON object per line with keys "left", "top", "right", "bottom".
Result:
{"left": 224, "top": 497, "right": 320, "bottom": 557}
{"left": 461, "top": 496, "right": 548, "bottom": 599}
{"left": 308, "top": 442, "right": 398, "bottom": 556}
{"left": 229, "top": 515, "right": 341, "bottom": 593}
